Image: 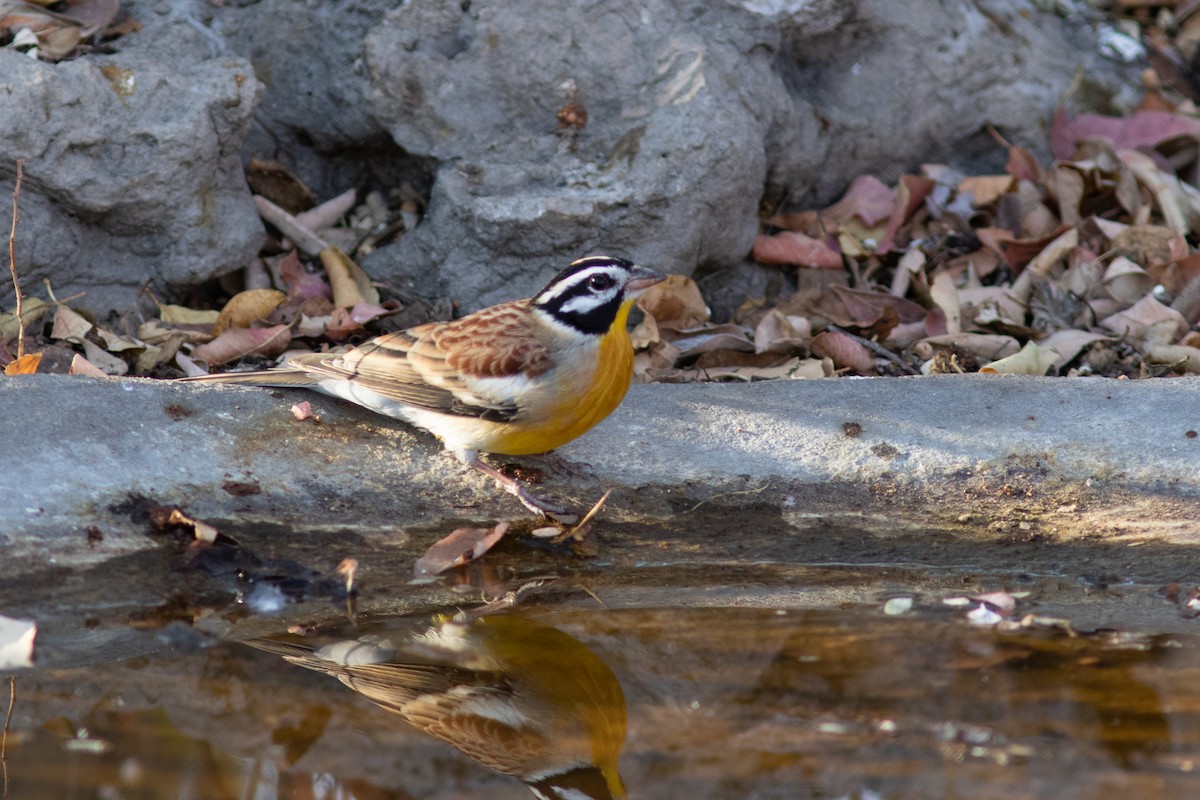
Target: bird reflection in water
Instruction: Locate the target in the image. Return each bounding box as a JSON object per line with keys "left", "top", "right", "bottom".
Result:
{"left": 246, "top": 613, "right": 627, "bottom": 800}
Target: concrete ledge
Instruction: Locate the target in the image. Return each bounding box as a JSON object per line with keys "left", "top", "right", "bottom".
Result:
{"left": 3, "top": 373, "right": 1199, "bottom": 571}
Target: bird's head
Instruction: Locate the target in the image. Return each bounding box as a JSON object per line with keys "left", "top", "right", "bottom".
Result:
{"left": 532, "top": 256, "right": 665, "bottom": 336}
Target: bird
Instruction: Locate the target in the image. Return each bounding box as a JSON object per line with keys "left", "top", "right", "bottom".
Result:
{"left": 182, "top": 256, "right": 665, "bottom": 519}
{"left": 244, "top": 612, "right": 628, "bottom": 799}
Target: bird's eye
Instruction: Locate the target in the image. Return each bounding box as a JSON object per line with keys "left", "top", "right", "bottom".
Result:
{"left": 587, "top": 274, "right": 616, "bottom": 292}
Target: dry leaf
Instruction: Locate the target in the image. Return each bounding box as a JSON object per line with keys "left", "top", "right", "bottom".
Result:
{"left": 4, "top": 352, "right": 43, "bottom": 375}
{"left": 321, "top": 247, "right": 380, "bottom": 307}
{"left": 1101, "top": 256, "right": 1152, "bottom": 304}
{"left": 752, "top": 231, "right": 843, "bottom": 268}
{"left": 753, "top": 309, "right": 811, "bottom": 353}
{"left": 0, "top": 297, "right": 49, "bottom": 343}
{"left": 414, "top": 522, "right": 510, "bottom": 576}
{"left": 80, "top": 339, "right": 128, "bottom": 375}
{"left": 212, "top": 289, "right": 287, "bottom": 336}
{"left": 190, "top": 324, "right": 292, "bottom": 365}
{"left": 1145, "top": 344, "right": 1200, "bottom": 374}
{"left": 1100, "top": 295, "right": 1188, "bottom": 350}
{"left": 69, "top": 353, "right": 108, "bottom": 377}
{"left": 159, "top": 304, "right": 220, "bottom": 327}
{"left": 636, "top": 274, "right": 709, "bottom": 328}
{"left": 958, "top": 175, "right": 1014, "bottom": 207}
{"left": 979, "top": 340, "right": 1060, "bottom": 375}
{"left": 810, "top": 330, "right": 874, "bottom": 375}
{"left": 50, "top": 304, "right": 92, "bottom": 342}
{"left": 1041, "top": 329, "right": 1113, "bottom": 371}
{"left": 916, "top": 333, "right": 1020, "bottom": 362}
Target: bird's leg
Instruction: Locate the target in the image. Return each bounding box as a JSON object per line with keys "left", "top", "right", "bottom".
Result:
{"left": 458, "top": 450, "right": 580, "bottom": 525}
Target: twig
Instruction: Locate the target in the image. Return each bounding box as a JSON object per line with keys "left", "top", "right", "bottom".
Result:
{"left": 2, "top": 676, "right": 14, "bottom": 800}
{"left": 8, "top": 161, "right": 24, "bottom": 359}
{"left": 685, "top": 480, "right": 771, "bottom": 514}
{"left": 552, "top": 489, "right": 612, "bottom": 543}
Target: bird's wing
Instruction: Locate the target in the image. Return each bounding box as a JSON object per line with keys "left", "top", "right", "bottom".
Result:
{"left": 291, "top": 301, "right": 554, "bottom": 421}
{"left": 400, "top": 684, "right": 553, "bottom": 778}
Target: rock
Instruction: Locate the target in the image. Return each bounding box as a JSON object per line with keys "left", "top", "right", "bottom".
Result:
{"left": 0, "top": 5, "right": 265, "bottom": 315}
{"left": 0, "top": 0, "right": 1142, "bottom": 317}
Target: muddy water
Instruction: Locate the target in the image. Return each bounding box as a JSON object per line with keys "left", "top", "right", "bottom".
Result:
{"left": 6, "top": 598, "right": 1200, "bottom": 799}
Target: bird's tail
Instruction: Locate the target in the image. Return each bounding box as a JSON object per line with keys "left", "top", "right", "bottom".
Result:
{"left": 177, "top": 368, "right": 321, "bottom": 387}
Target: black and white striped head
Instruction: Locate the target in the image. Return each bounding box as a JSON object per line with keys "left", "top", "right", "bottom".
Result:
{"left": 532, "top": 256, "right": 664, "bottom": 335}
{"left": 527, "top": 765, "right": 627, "bottom": 800}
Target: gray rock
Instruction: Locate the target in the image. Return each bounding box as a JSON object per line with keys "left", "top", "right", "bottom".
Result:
{"left": 0, "top": 5, "right": 265, "bottom": 315}
{"left": 355, "top": 0, "right": 1139, "bottom": 310}
{"left": 360, "top": 0, "right": 794, "bottom": 307}
{"left": 0, "top": 0, "right": 1143, "bottom": 317}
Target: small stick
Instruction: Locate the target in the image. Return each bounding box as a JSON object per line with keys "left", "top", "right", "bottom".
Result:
{"left": 553, "top": 489, "right": 612, "bottom": 543}
{"left": 8, "top": 161, "right": 24, "bottom": 358}
{"left": 2, "top": 676, "right": 14, "bottom": 800}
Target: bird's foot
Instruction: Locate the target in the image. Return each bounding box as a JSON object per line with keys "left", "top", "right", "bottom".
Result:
{"left": 466, "top": 455, "right": 580, "bottom": 525}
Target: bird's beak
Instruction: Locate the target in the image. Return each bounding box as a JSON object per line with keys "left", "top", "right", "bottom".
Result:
{"left": 625, "top": 265, "right": 667, "bottom": 293}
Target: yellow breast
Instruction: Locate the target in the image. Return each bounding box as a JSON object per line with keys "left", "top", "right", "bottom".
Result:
{"left": 484, "top": 300, "right": 636, "bottom": 456}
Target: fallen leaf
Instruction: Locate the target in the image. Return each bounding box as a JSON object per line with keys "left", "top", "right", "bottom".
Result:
{"left": 753, "top": 309, "right": 811, "bottom": 353}
{"left": 1145, "top": 344, "right": 1200, "bottom": 374}
{"left": 1041, "top": 329, "right": 1113, "bottom": 370}
{"left": 321, "top": 247, "right": 380, "bottom": 308}
{"left": 752, "top": 231, "right": 843, "bottom": 268}
{"left": 159, "top": 304, "right": 220, "bottom": 327}
{"left": 69, "top": 353, "right": 108, "bottom": 377}
{"left": 81, "top": 339, "right": 128, "bottom": 375}
{"left": 1100, "top": 295, "right": 1188, "bottom": 350}
{"left": 413, "top": 522, "right": 510, "bottom": 576}
{"left": 958, "top": 175, "right": 1014, "bottom": 207}
{"left": 810, "top": 330, "right": 875, "bottom": 375}
{"left": 979, "top": 340, "right": 1060, "bottom": 375}
{"left": 636, "top": 274, "right": 709, "bottom": 328}
{"left": 190, "top": 324, "right": 292, "bottom": 365}
{"left": 50, "top": 304, "right": 93, "bottom": 342}
{"left": 1101, "top": 256, "right": 1152, "bottom": 304}
{"left": 916, "top": 333, "right": 1021, "bottom": 362}
{"left": 1049, "top": 108, "right": 1200, "bottom": 161}
{"left": 4, "top": 352, "right": 43, "bottom": 375}
{"left": 212, "top": 289, "right": 287, "bottom": 336}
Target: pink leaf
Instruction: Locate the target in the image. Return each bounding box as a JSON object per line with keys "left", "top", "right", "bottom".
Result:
{"left": 752, "top": 232, "right": 843, "bottom": 269}
{"left": 413, "top": 522, "right": 510, "bottom": 576}
{"left": 1049, "top": 108, "right": 1200, "bottom": 161}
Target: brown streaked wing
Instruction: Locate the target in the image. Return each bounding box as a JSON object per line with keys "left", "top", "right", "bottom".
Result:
{"left": 402, "top": 687, "right": 552, "bottom": 778}
{"left": 287, "top": 327, "right": 519, "bottom": 419}
{"left": 424, "top": 301, "right": 555, "bottom": 380}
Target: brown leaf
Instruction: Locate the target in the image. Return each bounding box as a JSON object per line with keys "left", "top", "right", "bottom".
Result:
{"left": 212, "top": 289, "right": 287, "bottom": 336}
{"left": 321, "top": 247, "right": 380, "bottom": 308}
{"left": 879, "top": 175, "right": 935, "bottom": 252}
{"left": 823, "top": 174, "right": 895, "bottom": 227}
{"left": 414, "top": 522, "right": 510, "bottom": 576}
{"left": 69, "top": 353, "right": 108, "bottom": 377}
{"left": 4, "top": 352, "right": 43, "bottom": 376}
{"left": 810, "top": 330, "right": 875, "bottom": 375}
{"left": 957, "top": 175, "right": 1015, "bottom": 207}
{"left": 752, "top": 231, "right": 843, "bottom": 269}
{"left": 1100, "top": 295, "right": 1188, "bottom": 350}
{"left": 50, "top": 304, "right": 92, "bottom": 342}
{"left": 636, "top": 274, "right": 709, "bottom": 328}
{"left": 190, "top": 324, "right": 292, "bottom": 366}
{"left": 1005, "top": 144, "right": 1042, "bottom": 184}
{"left": 1050, "top": 108, "right": 1200, "bottom": 161}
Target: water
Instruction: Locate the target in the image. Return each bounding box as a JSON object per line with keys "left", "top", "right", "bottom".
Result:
{"left": 6, "top": 599, "right": 1200, "bottom": 799}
